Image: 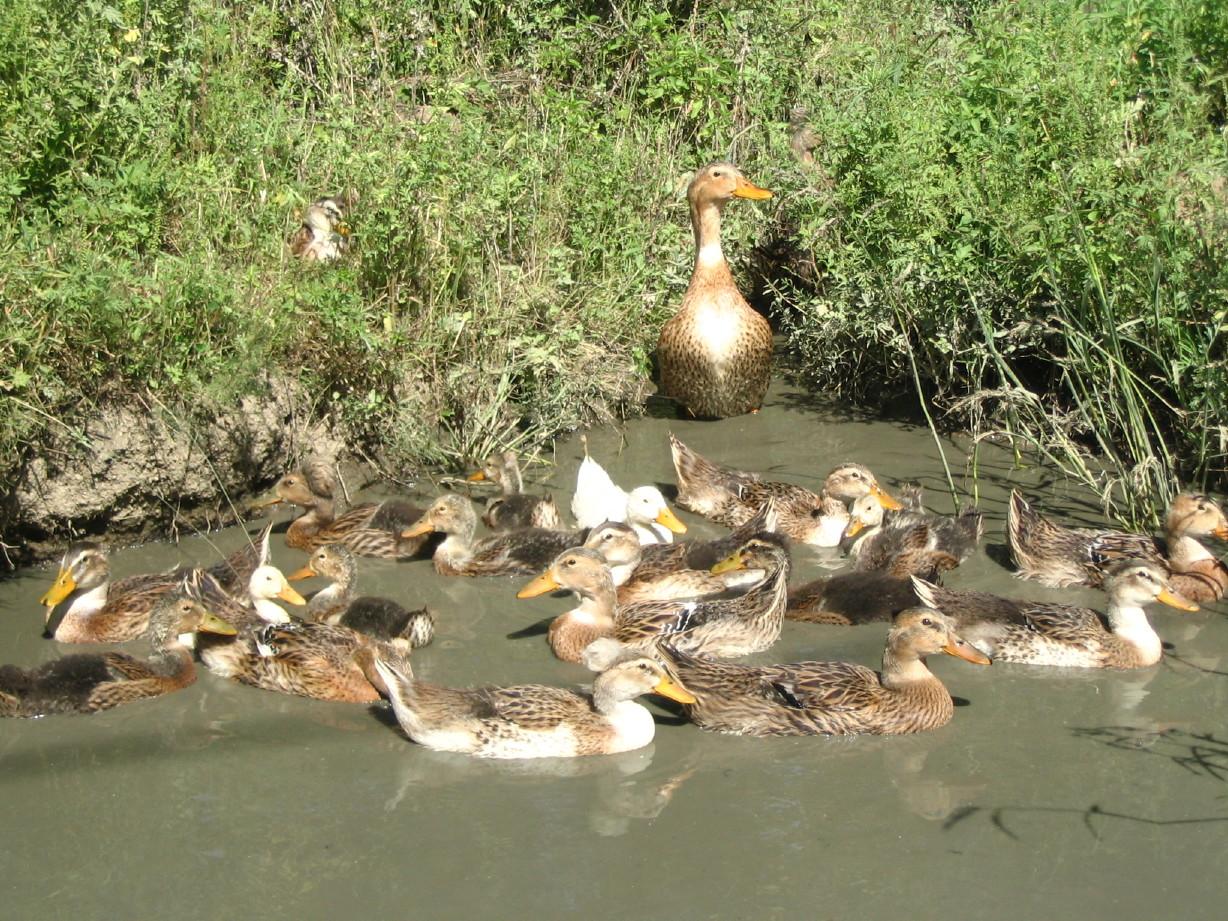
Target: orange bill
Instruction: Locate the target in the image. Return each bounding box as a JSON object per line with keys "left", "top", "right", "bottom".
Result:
{"left": 711, "top": 550, "right": 745, "bottom": 575}
{"left": 943, "top": 637, "right": 991, "bottom": 666}
{"left": 39, "top": 568, "right": 76, "bottom": 608}
{"left": 286, "top": 565, "right": 317, "bottom": 582}
{"left": 870, "top": 484, "right": 903, "bottom": 511}
{"left": 466, "top": 471, "right": 488, "bottom": 482}
{"left": 1213, "top": 525, "right": 1228, "bottom": 541}
{"left": 1156, "top": 587, "right": 1199, "bottom": 612}
{"left": 652, "top": 676, "right": 697, "bottom": 705}
{"left": 336, "top": 222, "right": 351, "bottom": 237}
{"left": 277, "top": 584, "right": 307, "bottom": 606}
{"left": 251, "top": 496, "right": 284, "bottom": 510}
{"left": 732, "top": 176, "right": 773, "bottom": 200}
{"left": 517, "top": 570, "right": 561, "bottom": 599}
{"left": 655, "top": 506, "right": 688, "bottom": 535}
{"left": 844, "top": 517, "right": 867, "bottom": 538}
{"left": 401, "top": 520, "right": 435, "bottom": 539}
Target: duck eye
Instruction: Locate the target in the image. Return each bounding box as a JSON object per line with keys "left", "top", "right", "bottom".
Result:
{"left": 712, "top": 169, "right": 723, "bottom": 177}
{"left": 921, "top": 617, "right": 934, "bottom": 627}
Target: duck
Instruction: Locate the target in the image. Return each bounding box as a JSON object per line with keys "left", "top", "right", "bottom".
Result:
{"left": 669, "top": 433, "right": 901, "bottom": 546}
{"left": 37, "top": 527, "right": 270, "bottom": 644}
{"left": 911, "top": 560, "right": 1199, "bottom": 668}
{"left": 786, "top": 526, "right": 961, "bottom": 625}
{"left": 195, "top": 565, "right": 307, "bottom": 675}
{"left": 656, "top": 162, "right": 774, "bottom": 419}
{"left": 468, "top": 451, "right": 563, "bottom": 531}
{"left": 256, "top": 458, "right": 427, "bottom": 559}
{"left": 517, "top": 534, "right": 790, "bottom": 661}
{"left": 403, "top": 493, "right": 582, "bottom": 577}
{"left": 1008, "top": 490, "right": 1228, "bottom": 602}
{"left": 654, "top": 607, "right": 990, "bottom": 736}
{"left": 367, "top": 641, "right": 696, "bottom": 758}
{"left": 1, "top": 585, "right": 236, "bottom": 717}
{"left": 844, "top": 490, "right": 983, "bottom": 571}
{"left": 569, "top": 446, "right": 687, "bottom": 544}
{"left": 582, "top": 521, "right": 764, "bottom": 604}
{"left": 288, "top": 544, "right": 435, "bottom": 652}
{"left": 289, "top": 196, "right": 351, "bottom": 263}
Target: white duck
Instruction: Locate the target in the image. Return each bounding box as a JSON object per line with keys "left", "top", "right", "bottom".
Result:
{"left": 570, "top": 443, "right": 687, "bottom": 545}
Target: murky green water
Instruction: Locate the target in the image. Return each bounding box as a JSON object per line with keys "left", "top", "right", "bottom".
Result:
{"left": 4, "top": 379, "right": 1227, "bottom": 920}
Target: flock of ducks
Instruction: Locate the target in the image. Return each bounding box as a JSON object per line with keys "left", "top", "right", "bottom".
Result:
{"left": 7, "top": 161, "right": 1226, "bottom": 759}
{"left": 10, "top": 439, "right": 1228, "bottom": 760}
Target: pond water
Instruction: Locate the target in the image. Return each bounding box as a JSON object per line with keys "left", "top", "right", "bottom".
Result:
{"left": 3, "top": 378, "right": 1226, "bottom": 920}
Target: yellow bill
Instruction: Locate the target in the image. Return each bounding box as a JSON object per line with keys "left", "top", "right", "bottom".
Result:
{"left": 39, "top": 568, "right": 76, "bottom": 608}
{"left": 277, "top": 584, "right": 307, "bottom": 606}
{"left": 711, "top": 550, "right": 745, "bottom": 575}
{"left": 286, "top": 565, "right": 317, "bottom": 582}
{"left": 1213, "top": 524, "right": 1228, "bottom": 541}
{"left": 199, "top": 611, "right": 238, "bottom": 636}
{"left": 943, "top": 638, "right": 991, "bottom": 666}
{"left": 871, "top": 484, "right": 903, "bottom": 511}
{"left": 251, "top": 495, "right": 284, "bottom": 510}
{"left": 402, "top": 520, "right": 435, "bottom": 539}
{"left": 467, "top": 470, "right": 487, "bottom": 482}
{"left": 732, "top": 176, "right": 773, "bottom": 201}
{"left": 516, "top": 570, "right": 561, "bottom": 599}
{"left": 655, "top": 506, "right": 688, "bottom": 535}
{"left": 844, "top": 517, "right": 867, "bottom": 538}
{"left": 652, "top": 676, "right": 697, "bottom": 705}
{"left": 1157, "top": 587, "right": 1199, "bottom": 612}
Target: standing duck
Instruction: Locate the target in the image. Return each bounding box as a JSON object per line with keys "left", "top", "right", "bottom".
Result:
{"left": 656, "top": 162, "right": 774, "bottom": 419}
{"left": 655, "top": 608, "right": 989, "bottom": 736}
{"left": 368, "top": 644, "right": 695, "bottom": 759}
{"left": 912, "top": 560, "right": 1199, "bottom": 668}
{"left": 669, "top": 434, "right": 900, "bottom": 546}
{"left": 2, "top": 587, "right": 236, "bottom": 717}
{"left": 288, "top": 544, "right": 435, "bottom": 652}
{"left": 468, "top": 451, "right": 563, "bottom": 531}
{"left": 1008, "top": 491, "right": 1228, "bottom": 602}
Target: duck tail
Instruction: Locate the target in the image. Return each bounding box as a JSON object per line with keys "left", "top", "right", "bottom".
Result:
{"left": 1007, "top": 490, "right": 1079, "bottom": 582}
{"left": 369, "top": 650, "right": 425, "bottom": 733}
{"left": 909, "top": 575, "right": 949, "bottom": 611}
{"left": 668, "top": 433, "right": 724, "bottom": 507}
{"left": 403, "top": 608, "right": 435, "bottom": 650}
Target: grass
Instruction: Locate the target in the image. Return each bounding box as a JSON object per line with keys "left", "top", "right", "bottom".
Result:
{"left": 1, "top": 0, "right": 1226, "bottom": 530}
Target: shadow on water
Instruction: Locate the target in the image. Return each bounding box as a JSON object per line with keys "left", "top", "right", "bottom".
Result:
{"left": 1072, "top": 726, "right": 1228, "bottom": 782}
{"left": 942, "top": 802, "right": 1228, "bottom": 842}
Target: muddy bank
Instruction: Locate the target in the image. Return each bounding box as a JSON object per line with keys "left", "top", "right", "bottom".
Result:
{"left": 1, "top": 376, "right": 347, "bottom": 567}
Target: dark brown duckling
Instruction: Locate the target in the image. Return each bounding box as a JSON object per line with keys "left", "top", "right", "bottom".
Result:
{"left": 468, "top": 451, "right": 563, "bottom": 531}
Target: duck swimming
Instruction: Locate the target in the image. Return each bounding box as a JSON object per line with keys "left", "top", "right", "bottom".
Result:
{"left": 469, "top": 451, "right": 563, "bottom": 531}
{"left": 656, "top": 162, "right": 774, "bottom": 419}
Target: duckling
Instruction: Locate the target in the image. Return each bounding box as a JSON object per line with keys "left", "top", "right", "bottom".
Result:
{"left": 289, "top": 196, "right": 351, "bottom": 262}
{"left": 38, "top": 531, "right": 268, "bottom": 644}
{"left": 912, "top": 560, "right": 1199, "bottom": 668}
{"left": 656, "top": 162, "right": 774, "bottom": 419}
{"left": 786, "top": 526, "right": 960, "bottom": 625}
{"left": 518, "top": 535, "right": 790, "bottom": 661}
{"left": 570, "top": 448, "right": 687, "bottom": 544}
{"left": 403, "top": 494, "right": 581, "bottom": 577}
{"left": 1008, "top": 490, "right": 1228, "bottom": 602}
{"left": 368, "top": 643, "right": 696, "bottom": 758}
{"left": 669, "top": 433, "right": 900, "bottom": 546}
{"left": 468, "top": 451, "right": 563, "bottom": 531}
{"left": 288, "top": 544, "right": 435, "bottom": 652}
{"left": 583, "top": 521, "right": 764, "bottom": 604}
{"left": 844, "top": 491, "right": 983, "bottom": 570}
{"left": 1, "top": 587, "right": 236, "bottom": 717}
{"left": 256, "top": 458, "right": 427, "bottom": 559}
{"left": 655, "top": 608, "right": 990, "bottom": 736}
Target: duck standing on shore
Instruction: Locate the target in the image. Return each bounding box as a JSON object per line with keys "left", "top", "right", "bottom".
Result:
{"left": 657, "top": 162, "right": 773, "bottom": 419}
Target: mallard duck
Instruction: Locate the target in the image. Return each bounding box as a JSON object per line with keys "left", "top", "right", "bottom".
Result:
{"left": 518, "top": 534, "right": 790, "bottom": 661}
{"left": 1, "top": 586, "right": 236, "bottom": 717}
{"left": 1008, "top": 490, "right": 1228, "bottom": 601}
{"left": 669, "top": 433, "right": 900, "bottom": 546}
{"left": 468, "top": 451, "right": 563, "bottom": 531}
{"left": 37, "top": 530, "right": 268, "bottom": 644}
{"left": 655, "top": 608, "right": 990, "bottom": 736}
{"left": 570, "top": 448, "right": 687, "bottom": 544}
{"left": 912, "top": 560, "right": 1199, "bottom": 668}
{"left": 368, "top": 642, "right": 695, "bottom": 758}
{"left": 844, "top": 491, "right": 983, "bottom": 571}
{"left": 289, "top": 196, "right": 351, "bottom": 263}
{"left": 403, "top": 494, "right": 581, "bottom": 577}
{"left": 195, "top": 564, "right": 306, "bottom": 673}
{"left": 583, "top": 521, "right": 764, "bottom": 604}
{"left": 656, "top": 162, "right": 774, "bottom": 419}
{"left": 256, "top": 459, "right": 427, "bottom": 559}
{"left": 288, "top": 544, "right": 435, "bottom": 652}
{"left": 786, "top": 527, "right": 960, "bottom": 625}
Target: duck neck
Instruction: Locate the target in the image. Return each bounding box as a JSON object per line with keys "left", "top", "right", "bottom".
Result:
{"left": 253, "top": 597, "right": 292, "bottom": 624}
{"left": 607, "top": 557, "right": 639, "bottom": 588}
{"left": 880, "top": 646, "right": 937, "bottom": 689}
{"left": 66, "top": 580, "right": 109, "bottom": 618}
{"left": 1105, "top": 600, "right": 1161, "bottom": 664}
{"left": 436, "top": 516, "right": 478, "bottom": 564}
{"left": 1166, "top": 530, "right": 1212, "bottom": 566}
{"left": 573, "top": 576, "right": 618, "bottom": 626}
{"left": 290, "top": 498, "right": 335, "bottom": 541}
{"left": 501, "top": 460, "right": 523, "bottom": 496}
{"left": 690, "top": 200, "right": 732, "bottom": 281}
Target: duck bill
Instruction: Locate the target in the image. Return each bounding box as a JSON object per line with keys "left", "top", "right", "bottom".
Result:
{"left": 198, "top": 612, "right": 238, "bottom": 636}
{"left": 1156, "top": 588, "right": 1199, "bottom": 612}
{"left": 653, "top": 676, "right": 697, "bottom": 705}
{"left": 732, "top": 177, "right": 773, "bottom": 201}
{"left": 277, "top": 585, "right": 308, "bottom": 606}
{"left": 1212, "top": 525, "right": 1228, "bottom": 541}
{"left": 39, "top": 569, "right": 76, "bottom": 608}
{"left": 401, "top": 520, "right": 435, "bottom": 539}
{"left": 871, "top": 484, "right": 903, "bottom": 511}
{"left": 516, "top": 570, "right": 561, "bottom": 599}
{"left": 286, "top": 565, "right": 317, "bottom": 582}
{"left": 711, "top": 550, "right": 746, "bottom": 574}
{"left": 466, "top": 470, "right": 487, "bottom": 482}
{"left": 336, "top": 222, "right": 351, "bottom": 237}
{"left": 655, "top": 507, "right": 688, "bottom": 535}
{"left": 251, "top": 495, "right": 284, "bottom": 510}
{"left": 943, "top": 637, "right": 991, "bottom": 666}
{"left": 844, "top": 518, "right": 867, "bottom": 538}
